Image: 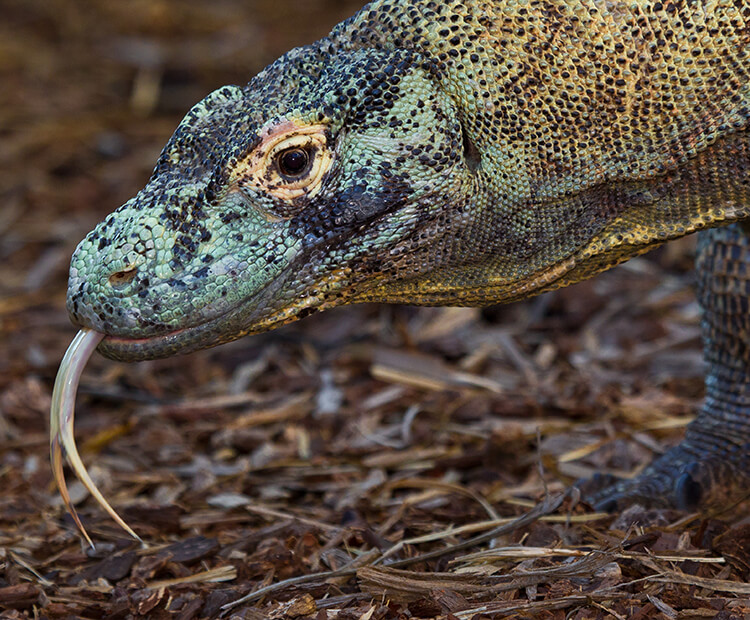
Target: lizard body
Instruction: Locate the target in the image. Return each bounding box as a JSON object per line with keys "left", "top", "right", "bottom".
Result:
{"left": 67, "top": 0, "right": 750, "bottom": 509}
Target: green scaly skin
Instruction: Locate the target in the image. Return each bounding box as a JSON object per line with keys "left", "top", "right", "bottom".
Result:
{"left": 67, "top": 0, "right": 750, "bottom": 511}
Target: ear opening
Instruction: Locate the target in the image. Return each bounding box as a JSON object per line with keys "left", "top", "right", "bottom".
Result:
{"left": 461, "top": 123, "right": 481, "bottom": 173}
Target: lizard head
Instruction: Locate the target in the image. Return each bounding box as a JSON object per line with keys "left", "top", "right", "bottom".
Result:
{"left": 67, "top": 43, "right": 475, "bottom": 360}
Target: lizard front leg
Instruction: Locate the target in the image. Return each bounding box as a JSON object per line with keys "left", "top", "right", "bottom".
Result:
{"left": 582, "top": 223, "right": 750, "bottom": 512}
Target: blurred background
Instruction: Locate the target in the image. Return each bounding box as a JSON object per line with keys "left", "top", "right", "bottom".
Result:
{"left": 0, "top": 1, "right": 712, "bottom": 617}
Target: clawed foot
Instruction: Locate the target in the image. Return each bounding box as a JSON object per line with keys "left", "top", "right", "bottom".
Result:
{"left": 577, "top": 443, "right": 750, "bottom": 513}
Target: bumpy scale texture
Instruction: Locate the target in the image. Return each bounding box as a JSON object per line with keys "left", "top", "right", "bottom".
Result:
{"left": 67, "top": 0, "right": 750, "bottom": 509}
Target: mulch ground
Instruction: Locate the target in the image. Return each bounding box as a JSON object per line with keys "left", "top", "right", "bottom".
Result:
{"left": 2, "top": 1, "right": 750, "bottom": 618}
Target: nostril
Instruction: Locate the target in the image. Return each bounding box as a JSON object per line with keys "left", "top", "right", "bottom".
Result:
{"left": 108, "top": 267, "right": 138, "bottom": 288}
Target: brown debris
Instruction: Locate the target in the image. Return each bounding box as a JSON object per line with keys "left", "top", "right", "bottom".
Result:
{"left": 0, "top": 584, "right": 42, "bottom": 611}
{"left": 2, "top": 0, "right": 750, "bottom": 618}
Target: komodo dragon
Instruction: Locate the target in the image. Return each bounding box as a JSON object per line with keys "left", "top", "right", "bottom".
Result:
{"left": 65, "top": 0, "right": 750, "bottom": 512}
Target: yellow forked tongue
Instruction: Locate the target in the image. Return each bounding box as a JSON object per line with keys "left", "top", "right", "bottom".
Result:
{"left": 50, "top": 328, "right": 143, "bottom": 548}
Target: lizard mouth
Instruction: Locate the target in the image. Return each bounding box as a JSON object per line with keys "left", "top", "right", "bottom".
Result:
{"left": 97, "top": 310, "right": 284, "bottom": 361}
{"left": 96, "top": 304, "right": 292, "bottom": 362}
{"left": 99, "top": 326, "right": 195, "bottom": 361}
{"left": 94, "top": 273, "right": 339, "bottom": 361}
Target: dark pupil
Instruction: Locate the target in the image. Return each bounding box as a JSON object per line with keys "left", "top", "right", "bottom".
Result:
{"left": 279, "top": 148, "right": 309, "bottom": 176}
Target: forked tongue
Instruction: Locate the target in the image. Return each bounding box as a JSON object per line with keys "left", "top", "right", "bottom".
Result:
{"left": 51, "top": 328, "right": 143, "bottom": 547}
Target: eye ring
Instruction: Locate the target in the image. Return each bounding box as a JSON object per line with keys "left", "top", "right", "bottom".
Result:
{"left": 277, "top": 147, "right": 312, "bottom": 178}
{"left": 236, "top": 123, "right": 332, "bottom": 204}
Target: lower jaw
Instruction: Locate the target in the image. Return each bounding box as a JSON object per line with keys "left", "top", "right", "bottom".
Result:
{"left": 98, "top": 326, "right": 213, "bottom": 361}
{"left": 95, "top": 306, "right": 243, "bottom": 361}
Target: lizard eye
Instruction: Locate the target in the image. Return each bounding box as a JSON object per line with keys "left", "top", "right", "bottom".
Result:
{"left": 235, "top": 123, "right": 333, "bottom": 205}
{"left": 277, "top": 147, "right": 311, "bottom": 178}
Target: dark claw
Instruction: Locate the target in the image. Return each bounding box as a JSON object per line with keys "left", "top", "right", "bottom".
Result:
{"left": 674, "top": 470, "right": 704, "bottom": 511}
{"left": 593, "top": 496, "right": 620, "bottom": 513}
{"left": 574, "top": 472, "right": 619, "bottom": 502}
{"left": 574, "top": 472, "right": 629, "bottom": 512}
